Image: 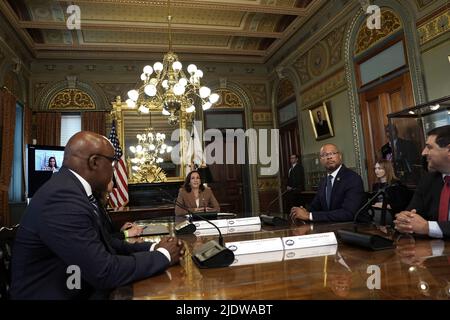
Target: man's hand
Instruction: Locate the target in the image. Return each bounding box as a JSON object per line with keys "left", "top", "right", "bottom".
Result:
{"left": 290, "top": 206, "right": 310, "bottom": 222}
{"left": 156, "top": 237, "right": 186, "bottom": 266}
{"left": 394, "top": 209, "right": 429, "bottom": 235}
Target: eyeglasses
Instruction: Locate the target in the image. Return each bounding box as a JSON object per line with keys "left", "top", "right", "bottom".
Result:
{"left": 93, "top": 154, "right": 118, "bottom": 167}
{"left": 320, "top": 152, "right": 339, "bottom": 159}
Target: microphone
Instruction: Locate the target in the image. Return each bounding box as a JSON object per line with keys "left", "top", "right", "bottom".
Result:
{"left": 337, "top": 186, "right": 394, "bottom": 250}
{"left": 160, "top": 197, "right": 197, "bottom": 235}
{"left": 260, "top": 189, "right": 291, "bottom": 226}
{"left": 162, "top": 198, "right": 235, "bottom": 268}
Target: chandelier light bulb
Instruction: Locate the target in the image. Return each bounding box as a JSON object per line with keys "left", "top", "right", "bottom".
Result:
{"left": 128, "top": 89, "right": 139, "bottom": 101}
{"left": 143, "top": 65, "right": 153, "bottom": 75}
{"left": 166, "top": 146, "right": 173, "bottom": 152}
{"left": 172, "top": 61, "right": 182, "bottom": 72}
{"left": 187, "top": 64, "right": 197, "bottom": 74}
{"left": 144, "top": 84, "right": 157, "bottom": 97}
{"left": 194, "top": 69, "right": 203, "bottom": 78}
{"left": 202, "top": 102, "right": 212, "bottom": 110}
{"left": 138, "top": 105, "right": 149, "bottom": 113}
{"left": 162, "top": 109, "right": 170, "bottom": 115}
{"left": 173, "top": 83, "right": 185, "bottom": 95}
{"left": 178, "top": 78, "right": 188, "bottom": 86}
{"left": 129, "top": 146, "right": 136, "bottom": 153}
{"left": 199, "top": 86, "right": 211, "bottom": 98}
{"left": 136, "top": 145, "right": 143, "bottom": 152}
{"left": 132, "top": 166, "right": 139, "bottom": 171}
{"left": 186, "top": 105, "right": 195, "bottom": 113}
{"left": 161, "top": 144, "right": 167, "bottom": 149}
{"left": 149, "top": 144, "right": 155, "bottom": 151}
{"left": 209, "top": 93, "right": 219, "bottom": 104}
{"left": 126, "top": 99, "right": 136, "bottom": 108}
{"left": 162, "top": 79, "right": 169, "bottom": 89}
{"left": 153, "top": 62, "right": 163, "bottom": 73}
{"left": 140, "top": 73, "right": 147, "bottom": 81}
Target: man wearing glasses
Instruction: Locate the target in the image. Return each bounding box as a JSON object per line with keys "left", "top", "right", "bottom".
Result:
{"left": 11, "top": 131, "right": 185, "bottom": 299}
{"left": 290, "top": 144, "right": 366, "bottom": 223}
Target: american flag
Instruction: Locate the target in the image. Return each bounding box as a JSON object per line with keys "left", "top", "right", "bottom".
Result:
{"left": 108, "top": 119, "right": 129, "bottom": 208}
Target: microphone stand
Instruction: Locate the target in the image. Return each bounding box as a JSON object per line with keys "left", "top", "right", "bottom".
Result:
{"left": 336, "top": 187, "right": 394, "bottom": 251}
{"left": 260, "top": 189, "right": 291, "bottom": 226}
{"left": 161, "top": 197, "right": 235, "bottom": 268}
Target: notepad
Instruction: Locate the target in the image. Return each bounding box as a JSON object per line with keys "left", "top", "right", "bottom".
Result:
{"left": 128, "top": 224, "right": 169, "bottom": 237}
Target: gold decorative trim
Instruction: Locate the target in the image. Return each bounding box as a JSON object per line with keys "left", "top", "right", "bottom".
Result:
{"left": 355, "top": 9, "right": 402, "bottom": 54}
{"left": 213, "top": 89, "right": 244, "bottom": 109}
{"left": 252, "top": 112, "right": 272, "bottom": 123}
{"left": 302, "top": 70, "right": 346, "bottom": 107}
{"left": 49, "top": 88, "right": 96, "bottom": 109}
{"left": 276, "top": 78, "right": 295, "bottom": 104}
{"left": 418, "top": 9, "right": 449, "bottom": 45}
{"left": 242, "top": 83, "right": 267, "bottom": 106}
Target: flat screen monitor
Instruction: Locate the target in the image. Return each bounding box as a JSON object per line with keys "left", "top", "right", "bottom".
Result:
{"left": 26, "top": 144, "right": 65, "bottom": 198}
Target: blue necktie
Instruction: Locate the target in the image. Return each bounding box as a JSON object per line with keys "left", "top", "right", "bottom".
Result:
{"left": 326, "top": 175, "right": 333, "bottom": 209}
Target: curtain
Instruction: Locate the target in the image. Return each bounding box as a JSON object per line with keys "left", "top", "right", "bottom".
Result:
{"left": 35, "top": 112, "right": 61, "bottom": 146}
{"left": 82, "top": 111, "right": 107, "bottom": 136}
{"left": 0, "top": 89, "right": 17, "bottom": 226}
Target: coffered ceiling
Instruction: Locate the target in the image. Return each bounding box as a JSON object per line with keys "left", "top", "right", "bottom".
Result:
{"left": 0, "top": 0, "right": 324, "bottom": 63}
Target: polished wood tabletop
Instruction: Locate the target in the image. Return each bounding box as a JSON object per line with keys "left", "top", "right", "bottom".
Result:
{"left": 128, "top": 221, "right": 450, "bottom": 300}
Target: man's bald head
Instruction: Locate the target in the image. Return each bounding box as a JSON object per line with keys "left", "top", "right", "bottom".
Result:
{"left": 63, "top": 131, "right": 115, "bottom": 194}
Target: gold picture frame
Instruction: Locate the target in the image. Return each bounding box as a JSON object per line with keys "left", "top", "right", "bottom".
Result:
{"left": 308, "top": 102, "right": 334, "bottom": 140}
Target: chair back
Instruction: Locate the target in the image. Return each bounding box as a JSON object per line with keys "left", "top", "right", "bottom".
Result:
{"left": 0, "top": 224, "right": 19, "bottom": 300}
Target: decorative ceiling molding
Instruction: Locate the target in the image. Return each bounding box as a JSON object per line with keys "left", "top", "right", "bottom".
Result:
{"left": 417, "top": 8, "right": 449, "bottom": 45}
{"left": 49, "top": 88, "right": 96, "bottom": 110}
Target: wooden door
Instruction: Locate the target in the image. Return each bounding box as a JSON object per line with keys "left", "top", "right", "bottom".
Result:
{"left": 359, "top": 72, "right": 414, "bottom": 186}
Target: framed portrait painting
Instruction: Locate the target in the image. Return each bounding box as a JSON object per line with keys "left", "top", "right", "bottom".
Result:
{"left": 308, "top": 102, "right": 334, "bottom": 140}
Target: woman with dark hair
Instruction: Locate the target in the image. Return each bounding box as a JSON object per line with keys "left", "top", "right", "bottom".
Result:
{"left": 175, "top": 170, "right": 220, "bottom": 216}
{"left": 45, "top": 156, "right": 59, "bottom": 172}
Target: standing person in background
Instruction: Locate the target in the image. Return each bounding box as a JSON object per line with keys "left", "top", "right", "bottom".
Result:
{"left": 175, "top": 170, "right": 220, "bottom": 216}
{"left": 284, "top": 154, "right": 305, "bottom": 212}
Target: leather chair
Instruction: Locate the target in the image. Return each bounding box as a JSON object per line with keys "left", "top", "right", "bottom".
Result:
{"left": 0, "top": 224, "right": 19, "bottom": 300}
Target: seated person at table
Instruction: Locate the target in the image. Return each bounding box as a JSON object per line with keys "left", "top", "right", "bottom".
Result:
{"left": 11, "top": 131, "right": 184, "bottom": 299}
{"left": 175, "top": 170, "right": 220, "bottom": 216}
{"left": 372, "top": 159, "right": 411, "bottom": 211}
{"left": 290, "top": 144, "right": 366, "bottom": 222}
{"left": 394, "top": 125, "right": 450, "bottom": 238}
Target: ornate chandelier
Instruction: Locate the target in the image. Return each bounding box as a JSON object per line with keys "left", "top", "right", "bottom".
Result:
{"left": 126, "top": 0, "right": 219, "bottom": 125}
{"left": 128, "top": 113, "right": 173, "bottom": 183}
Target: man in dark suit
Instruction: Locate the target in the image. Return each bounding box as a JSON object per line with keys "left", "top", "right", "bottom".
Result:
{"left": 287, "top": 154, "right": 305, "bottom": 192}
{"left": 11, "top": 131, "right": 184, "bottom": 299}
{"left": 382, "top": 125, "right": 420, "bottom": 176}
{"left": 315, "top": 111, "right": 330, "bottom": 137}
{"left": 290, "top": 144, "right": 366, "bottom": 222}
{"left": 394, "top": 125, "right": 450, "bottom": 238}
{"left": 284, "top": 154, "right": 305, "bottom": 212}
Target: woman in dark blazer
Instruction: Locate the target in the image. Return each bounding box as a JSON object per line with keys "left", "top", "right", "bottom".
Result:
{"left": 175, "top": 170, "right": 220, "bottom": 216}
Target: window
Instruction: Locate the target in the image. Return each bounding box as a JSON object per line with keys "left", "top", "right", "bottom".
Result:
{"left": 9, "top": 103, "right": 23, "bottom": 202}
{"left": 60, "top": 114, "right": 81, "bottom": 146}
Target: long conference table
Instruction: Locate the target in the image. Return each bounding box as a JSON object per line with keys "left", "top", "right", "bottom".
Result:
{"left": 122, "top": 217, "right": 450, "bottom": 300}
